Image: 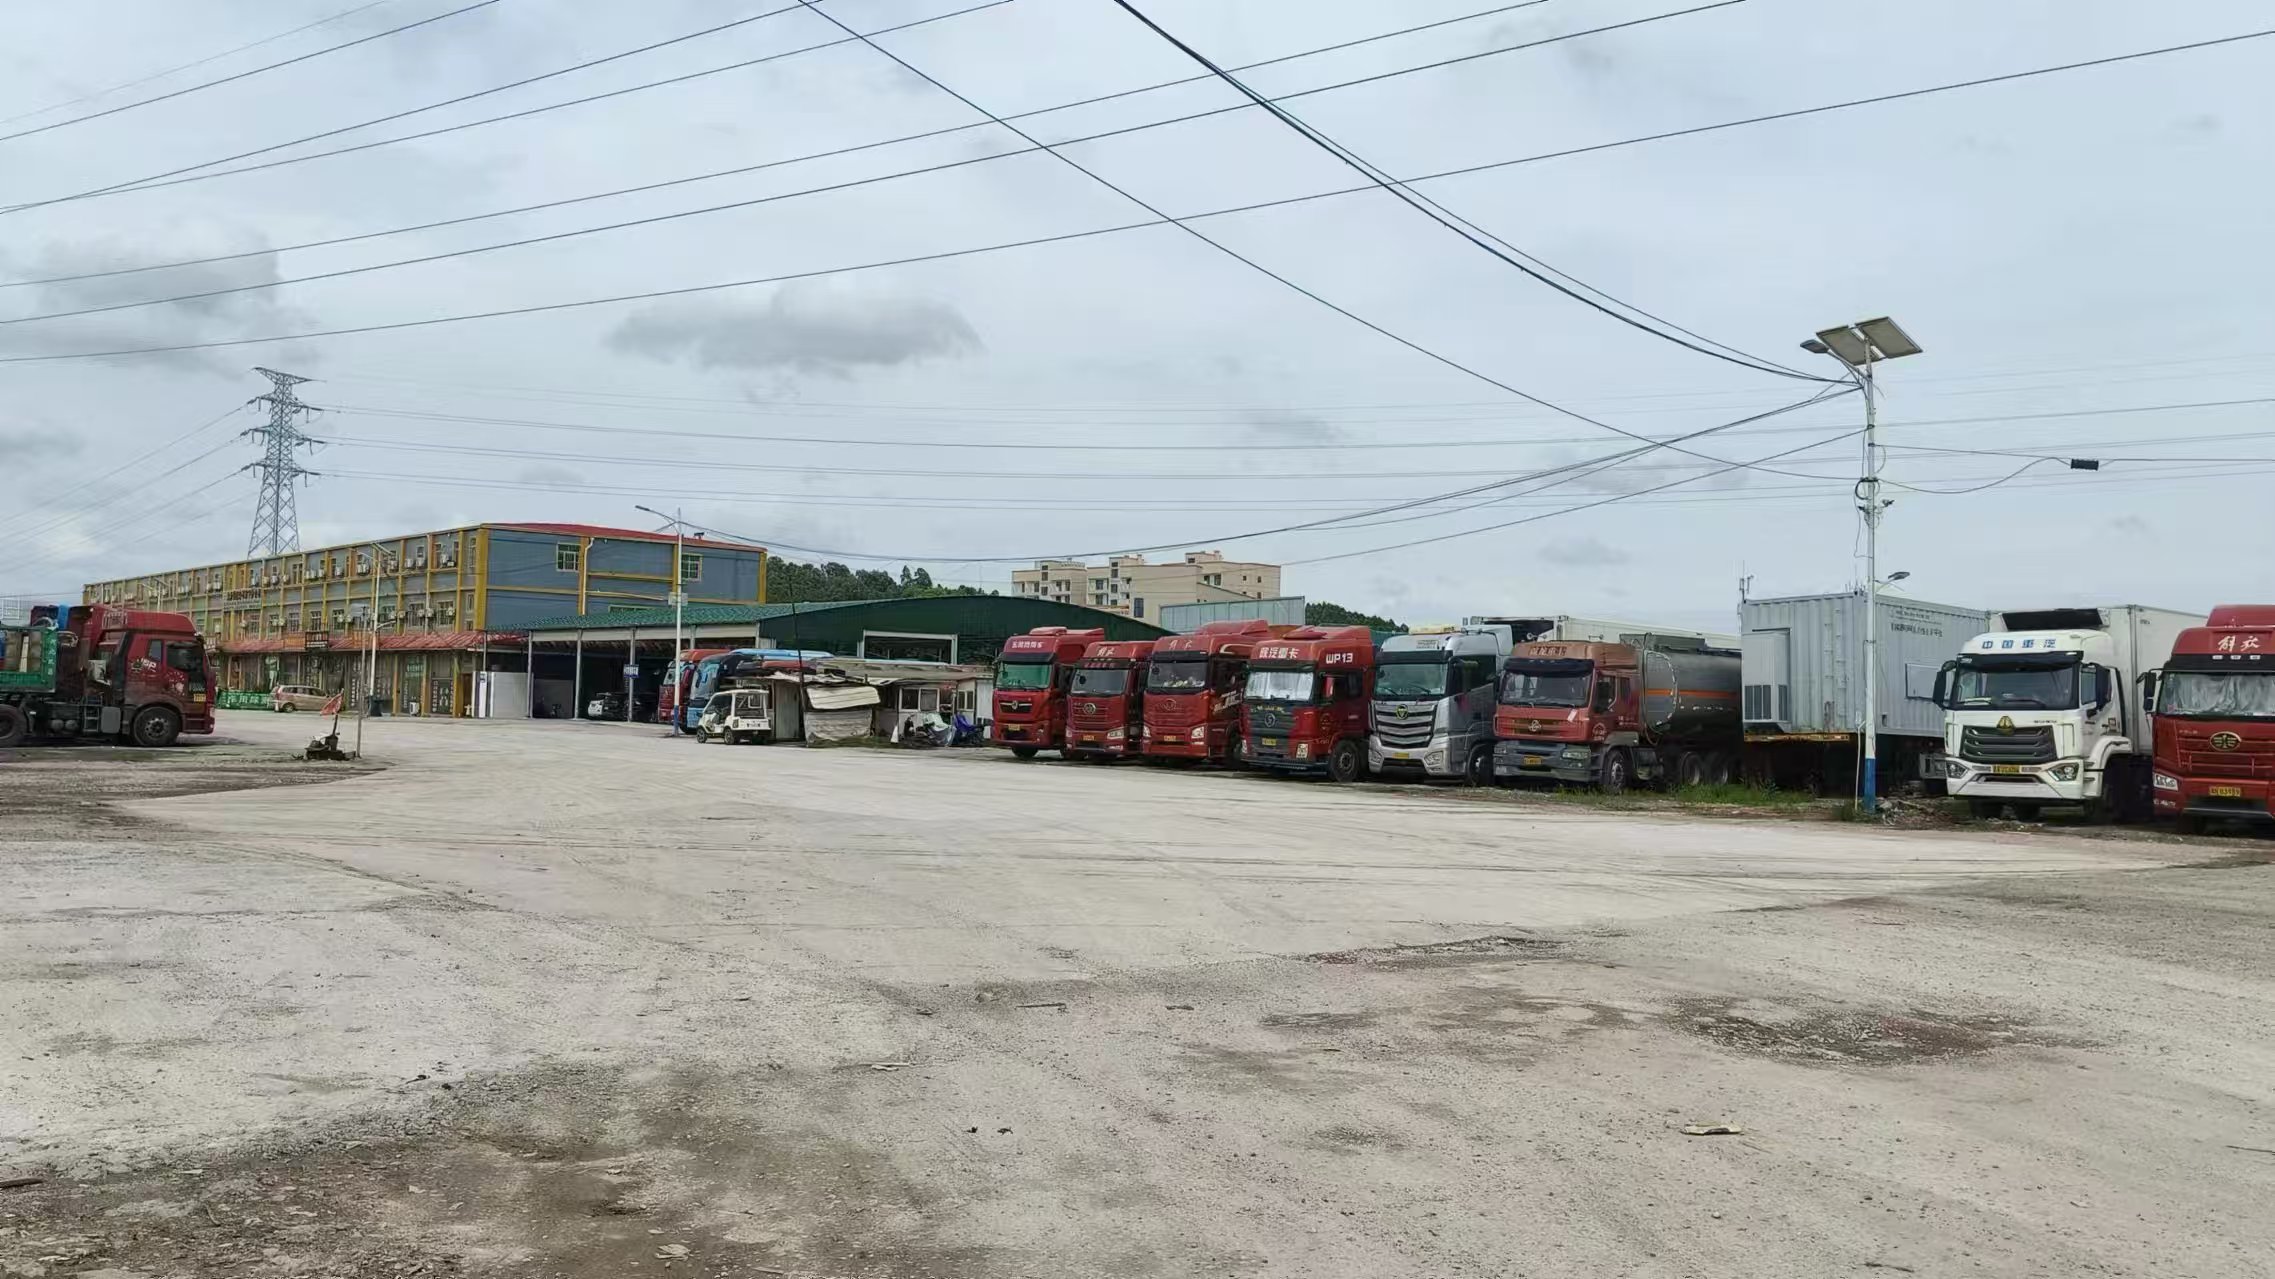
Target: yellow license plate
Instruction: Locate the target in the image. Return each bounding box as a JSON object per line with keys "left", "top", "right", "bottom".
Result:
{"left": 2210, "top": 784, "right": 2244, "bottom": 798}
{"left": 1389, "top": 750, "right": 1411, "bottom": 760}
{"left": 1522, "top": 755, "right": 1545, "bottom": 767}
{"left": 1260, "top": 737, "right": 1281, "bottom": 748}
{"left": 1992, "top": 764, "right": 2022, "bottom": 775}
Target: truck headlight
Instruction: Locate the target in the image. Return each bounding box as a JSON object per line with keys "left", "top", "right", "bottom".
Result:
{"left": 1107, "top": 727, "right": 1125, "bottom": 740}
{"left": 1190, "top": 726, "right": 1207, "bottom": 741}
{"left": 1560, "top": 745, "right": 1588, "bottom": 760}
{"left": 2153, "top": 772, "right": 2180, "bottom": 791}
{"left": 1296, "top": 742, "right": 1311, "bottom": 760}
{"left": 1946, "top": 760, "right": 1968, "bottom": 778}
{"left": 2050, "top": 762, "right": 2080, "bottom": 781}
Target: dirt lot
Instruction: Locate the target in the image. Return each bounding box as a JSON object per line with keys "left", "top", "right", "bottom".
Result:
{"left": 4, "top": 714, "right": 2271, "bottom": 1278}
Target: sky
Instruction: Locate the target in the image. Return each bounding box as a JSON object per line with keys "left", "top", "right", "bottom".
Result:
{"left": 2, "top": 0, "right": 2271, "bottom": 633}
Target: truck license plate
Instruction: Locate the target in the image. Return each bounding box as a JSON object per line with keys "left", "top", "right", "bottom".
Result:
{"left": 1522, "top": 754, "right": 1545, "bottom": 767}
{"left": 1992, "top": 764, "right": 2022, "bottom": 775}
{"left": 1259, "top": 737, "right": 1281, "bottom": 748}
{"left": 1389, "top": 750, "right": 1411, "bottom": 760}
{"left": 2210, "top": 784, "right": 2244, "bottom": 798}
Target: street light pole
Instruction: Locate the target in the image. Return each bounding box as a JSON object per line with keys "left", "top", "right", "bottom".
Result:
{"left": 1802, "top": 317, "right": 1922, "bottom": 815}
{"left": 635, "top": 503, "right": 695, "bottom": 734}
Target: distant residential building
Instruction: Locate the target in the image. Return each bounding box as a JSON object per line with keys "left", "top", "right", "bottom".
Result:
{"left": 1009, "top": 551, "right": 1281, "bottom": 621}
{"left": 80, "top": 522, "right": 767, "bottom": 715}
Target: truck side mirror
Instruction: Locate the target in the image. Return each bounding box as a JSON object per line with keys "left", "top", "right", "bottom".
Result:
{"left": 2092, "top": 665, "right": 2115, "bottom": 713}
{"left": 2139, "top": 670, "right": 2161, "bottom": 714}
{"left": 1932, "top": 662, "right": 1953, "bottom": 709}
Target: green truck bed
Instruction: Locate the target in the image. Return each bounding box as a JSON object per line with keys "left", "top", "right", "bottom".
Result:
{"left": 0, "top": 627, "right": 59, "bottom": 692}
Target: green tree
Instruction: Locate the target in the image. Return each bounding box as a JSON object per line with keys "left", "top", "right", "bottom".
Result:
{"left": 766, "top": 558, "right": 987, "bottom": 602}
{"left": 1306, "top": 600, "right": 1401, "bottom": 632}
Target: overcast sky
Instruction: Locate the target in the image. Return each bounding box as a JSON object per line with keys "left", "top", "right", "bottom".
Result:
{"left": 3, "top": 0, "right": 2270, "bottom": 631}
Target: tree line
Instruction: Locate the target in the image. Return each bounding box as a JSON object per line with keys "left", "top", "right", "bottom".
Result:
{"left": 765, "top": 558, "right": 990, "bottom": 603}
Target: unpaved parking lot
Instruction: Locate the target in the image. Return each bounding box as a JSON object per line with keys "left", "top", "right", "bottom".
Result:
{"left": 4, "top": 713, "right": 2272, "bottom": 1278}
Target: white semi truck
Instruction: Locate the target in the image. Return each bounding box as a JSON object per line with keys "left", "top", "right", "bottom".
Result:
{"left": 1937, "top": 605, "right": 2196, "bottom": 821}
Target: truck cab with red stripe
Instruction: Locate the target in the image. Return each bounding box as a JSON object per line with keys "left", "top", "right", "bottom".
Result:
{"left": 1142, "top": 619, "right": 1281, "bottom": 763}
{"left": 991, "top": 626, "right": 1103, "bottom": 759}
{"left": 1241, "top": 626, "right": 1377, "bottom": 781}
{"left": 2146, "top": 604, "right": 2275, "bottom": 831}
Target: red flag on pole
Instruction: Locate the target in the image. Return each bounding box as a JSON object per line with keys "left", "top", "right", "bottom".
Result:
{"left": 319, "top": 691, "right": 344, "bottom": 717}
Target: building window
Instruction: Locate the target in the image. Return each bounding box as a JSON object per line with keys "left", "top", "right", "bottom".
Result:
{"left": 556, "top": 543, "right": 581, "bottom": 574}
{"left": 897, "top": 686, "right": 942, "bottom": 713}
{"left": 678, "top": 551, "right": 702, "bottom": 583}
{"left": 1133, "top": 597, "right": 1145, "bottom": 618}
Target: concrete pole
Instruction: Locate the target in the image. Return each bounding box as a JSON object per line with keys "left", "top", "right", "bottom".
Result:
{"left": 625, "top": 627, "right": 637, "bottom": 723}
{"left": 574, "top": 632, "right": 584, "bottom": 719}
{"left": 524, "top": 634, "right": 535, "bottom": 719}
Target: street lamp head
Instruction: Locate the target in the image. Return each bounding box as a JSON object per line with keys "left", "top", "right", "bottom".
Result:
{"left": 1887, "top": 570, "right": 1911, "bottom": 583}
{"left": 1799, "top": 338, "right": 1831, "bottom": 355}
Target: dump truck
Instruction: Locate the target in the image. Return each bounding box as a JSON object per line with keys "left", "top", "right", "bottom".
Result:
{"left": 1142, "top": 619, "right": 1282, "bottom": 765}
{"left": 1242, "top": 625, "right": 1377, "bottom": 781}
{"left": 2144, "top": 604, "right": 2275, "bottom": 831}
{"left": 992, "top": 626, "right": 1105, "bottom": 758}
{"left": 1493, "top": 637, "right": 1741, "bottom": 792}
{"left": 1064, "top": 639, "right": 1157, "bottom": 760}
{"left": 0, "top": 604, "right": 216, "bottom": 747}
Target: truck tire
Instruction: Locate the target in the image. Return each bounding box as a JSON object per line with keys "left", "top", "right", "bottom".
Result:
{"left": 1010, "top": 746, "right": 1039, "bottom": 760}
{"left": 1673, "top": 751, "right": 1706, "bottom": 789}
{"left": 1600, "top": 748, "right": 1632, "bottom": 796}
{"left": 1224, "top": 733, "right": 1244, "bottom": 769}
{"left": 1705, "top": 751, "right": 1735, "bottom": 786}
{"left": 0, "top": 704, "right": 26, "bottom": 748}
{"left": 1464, "top": 744, "right": 1493, "bottom": 787}
{"left": 1328, "top": 739, "right": 1365, "bottom": 783}
{"left": 130, "top": 706, "right": 181, "bottom": 748}
{"left": 2178, "top": 813, "right": 2211, "bottom": 836}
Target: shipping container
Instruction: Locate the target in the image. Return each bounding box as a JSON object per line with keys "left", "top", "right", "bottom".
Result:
{"left": 1739, "top": 590, "right": 1989, "bottom": 792}
{"left": 1464, "top": 614, "right": 1738, "bottom": 649}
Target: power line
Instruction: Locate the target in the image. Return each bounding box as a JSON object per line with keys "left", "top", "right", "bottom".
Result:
{"left": 0, "top": 3, "right": 1714, "bottom": 322}
{"left": 0, "top": 0, "right": 1549, "bottom": 288}
{"left": 0, "top": 0, "right": 502, "bottom": 145}
{"left": 12, "top": 22, "right": 2266, "bottom": 366}
{"left": 0, "top": 0, "right": 1017, "bottom": 217}
{"left": 0, "top": 403, "right": 246, "bottom": 536}
{"left": 1102, "top": 0, "right": 1824, "bottom": 384}
{"left": 0, "top": 1, "right": 399, "bottom": 127}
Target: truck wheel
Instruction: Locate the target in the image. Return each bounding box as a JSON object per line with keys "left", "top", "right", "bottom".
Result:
{"left": 2010, "top": 802, "right": 2043, "bottom": 822}
{"left": 1673, "top": 751, "right": 1706, "bottom": 789}
{"left": 1464, "top": 744, "right": 1493, "bottom": 787}
{"left": 1010, "top": 746, "right": 1039, "bottom": 760}
{"left": 1600, "top": 748, "right": 1631, "bottom": 796}
{"left": 1224, "top": 733, "right": 1243, "bottom": 769}
{"left": 0, "top": 704, "right": 26, "bottom": 748}
{"left": 1704, "top": 752, "right": 1735, "bottom": 786}
{"left": 1328, "top": 739, "right": 1365, "bottom": 783}
{"left": 130, "top": 706, "right": 181, "bottom": 748}
{"left": 2178, "top": 813, "right": 2211, "bottom": 836}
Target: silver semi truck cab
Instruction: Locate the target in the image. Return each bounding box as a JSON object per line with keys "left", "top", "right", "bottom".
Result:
{"left": 1368, "top": 626, "right": 1511, "bottom": 782}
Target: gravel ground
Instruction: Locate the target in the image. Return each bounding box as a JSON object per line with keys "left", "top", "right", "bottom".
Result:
{"left": 3, "top": 712, "right": 2269, "bottom": 1278}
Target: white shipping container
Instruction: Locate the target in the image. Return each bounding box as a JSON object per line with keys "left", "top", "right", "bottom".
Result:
{"left": 1741, "top": 591, "right": 1990, "bottom": 741}
{"left": 1467, "top": 615, "right": 1738, "bottom": 649}
{"left": 1985, "top": 605, "right": 2200, "bottom": 733}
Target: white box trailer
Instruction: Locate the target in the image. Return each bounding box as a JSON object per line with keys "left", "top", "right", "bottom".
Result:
{"left": 1740, "top": 591, "right": 1990, "bottom": 793}
{"left": 1465, "top": 615, "right": 1738, "bottom": 649}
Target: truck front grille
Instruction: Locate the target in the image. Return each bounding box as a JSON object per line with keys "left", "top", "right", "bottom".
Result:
{"left": 1371, "top": 704, "right": 1436, "bottom": 749}
{"left": 1959, "top": 725, "right": 2056, "bottom": 764}
{"left": 1247, "top": 705, "right": 1294, "bottom": 736}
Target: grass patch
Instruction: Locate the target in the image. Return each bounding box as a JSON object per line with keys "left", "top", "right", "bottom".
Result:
{"left": 1665, "top": 781, "right": 1819, "bottom": 808}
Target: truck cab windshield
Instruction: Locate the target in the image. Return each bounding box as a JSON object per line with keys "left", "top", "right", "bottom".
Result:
{"left": 1501, "top": 660, "right": 1591, "bottom": 707}
{"left": 1071, "top": 667, "right": 1130, "bottom": 695}
{"left": 2160, "top": 671, "right": 2275, "bottom": 718}
{"left": 1949, "top": 658, "right": 2078, "bottom": 710}
{"left": 1374, "top": 660, "right": 1449, "bottom": 700}
{"left": 995, "top": 661, "right": 1053, "bottom": 691}
{"left": 1245, "top": 669, "right": 1315, "bottom": 702}
{"left": 1147, "top": 659, "right": 1208, "bottom": 692}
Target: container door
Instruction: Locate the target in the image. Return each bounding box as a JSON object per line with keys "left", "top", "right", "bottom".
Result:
{"left": 1742, "top": 629, "right": 1790, "bottom": 726}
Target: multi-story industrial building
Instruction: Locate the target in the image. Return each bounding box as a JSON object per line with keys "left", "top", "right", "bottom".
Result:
{"left": 1009, "top": 551, "right": 1280, "bottom": 621}
{"left": 81, "top": 522, "right": 767, "bottom": 716}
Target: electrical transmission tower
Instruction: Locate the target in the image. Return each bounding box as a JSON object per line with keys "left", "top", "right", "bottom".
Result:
{"left": 243, "top": 366, "right": 321, "bottom": 557}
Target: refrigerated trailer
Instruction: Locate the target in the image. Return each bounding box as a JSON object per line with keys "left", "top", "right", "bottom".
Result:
{"left": 1739, "top": 591, "right": 1989, "bottom": 795}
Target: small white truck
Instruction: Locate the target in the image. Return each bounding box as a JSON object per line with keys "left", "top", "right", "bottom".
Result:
{"left": 695, "top": 688, "right": 775, "bottom": 745}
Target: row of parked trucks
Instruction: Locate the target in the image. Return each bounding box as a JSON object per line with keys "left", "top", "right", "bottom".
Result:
{"left": 989, "top": 594, "right": 2275, "bottom": 830}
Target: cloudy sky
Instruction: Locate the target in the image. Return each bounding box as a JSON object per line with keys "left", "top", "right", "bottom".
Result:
{"left": 3, "top": 0, "right": 2270, "bottom": 631}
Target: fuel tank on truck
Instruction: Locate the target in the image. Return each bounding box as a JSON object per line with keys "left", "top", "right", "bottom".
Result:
{"left": 1639, "top": 646, "right": 1742, "bottom": 739}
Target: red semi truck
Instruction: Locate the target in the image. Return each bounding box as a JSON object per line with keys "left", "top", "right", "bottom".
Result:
{"left": 992, "top": 626, "right": 1105, "bottom": 759}
{"left": 2145, "top": 605, "right": 2275, "bottom": 832}
{"left": 1241, "top": 625, "right": 1377, "bottom": 781}
{"left": 1064, "top": 639, "right": 1157, "bottom": 760}
{"left": 0, "top": 604, "right": 216, "bottom": 747}
{"left": 1142, "top": 619, "right": 1280, "bottom": 764}
{"left": 1493, "top": 638, "right": 1741, "bottom": 793}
